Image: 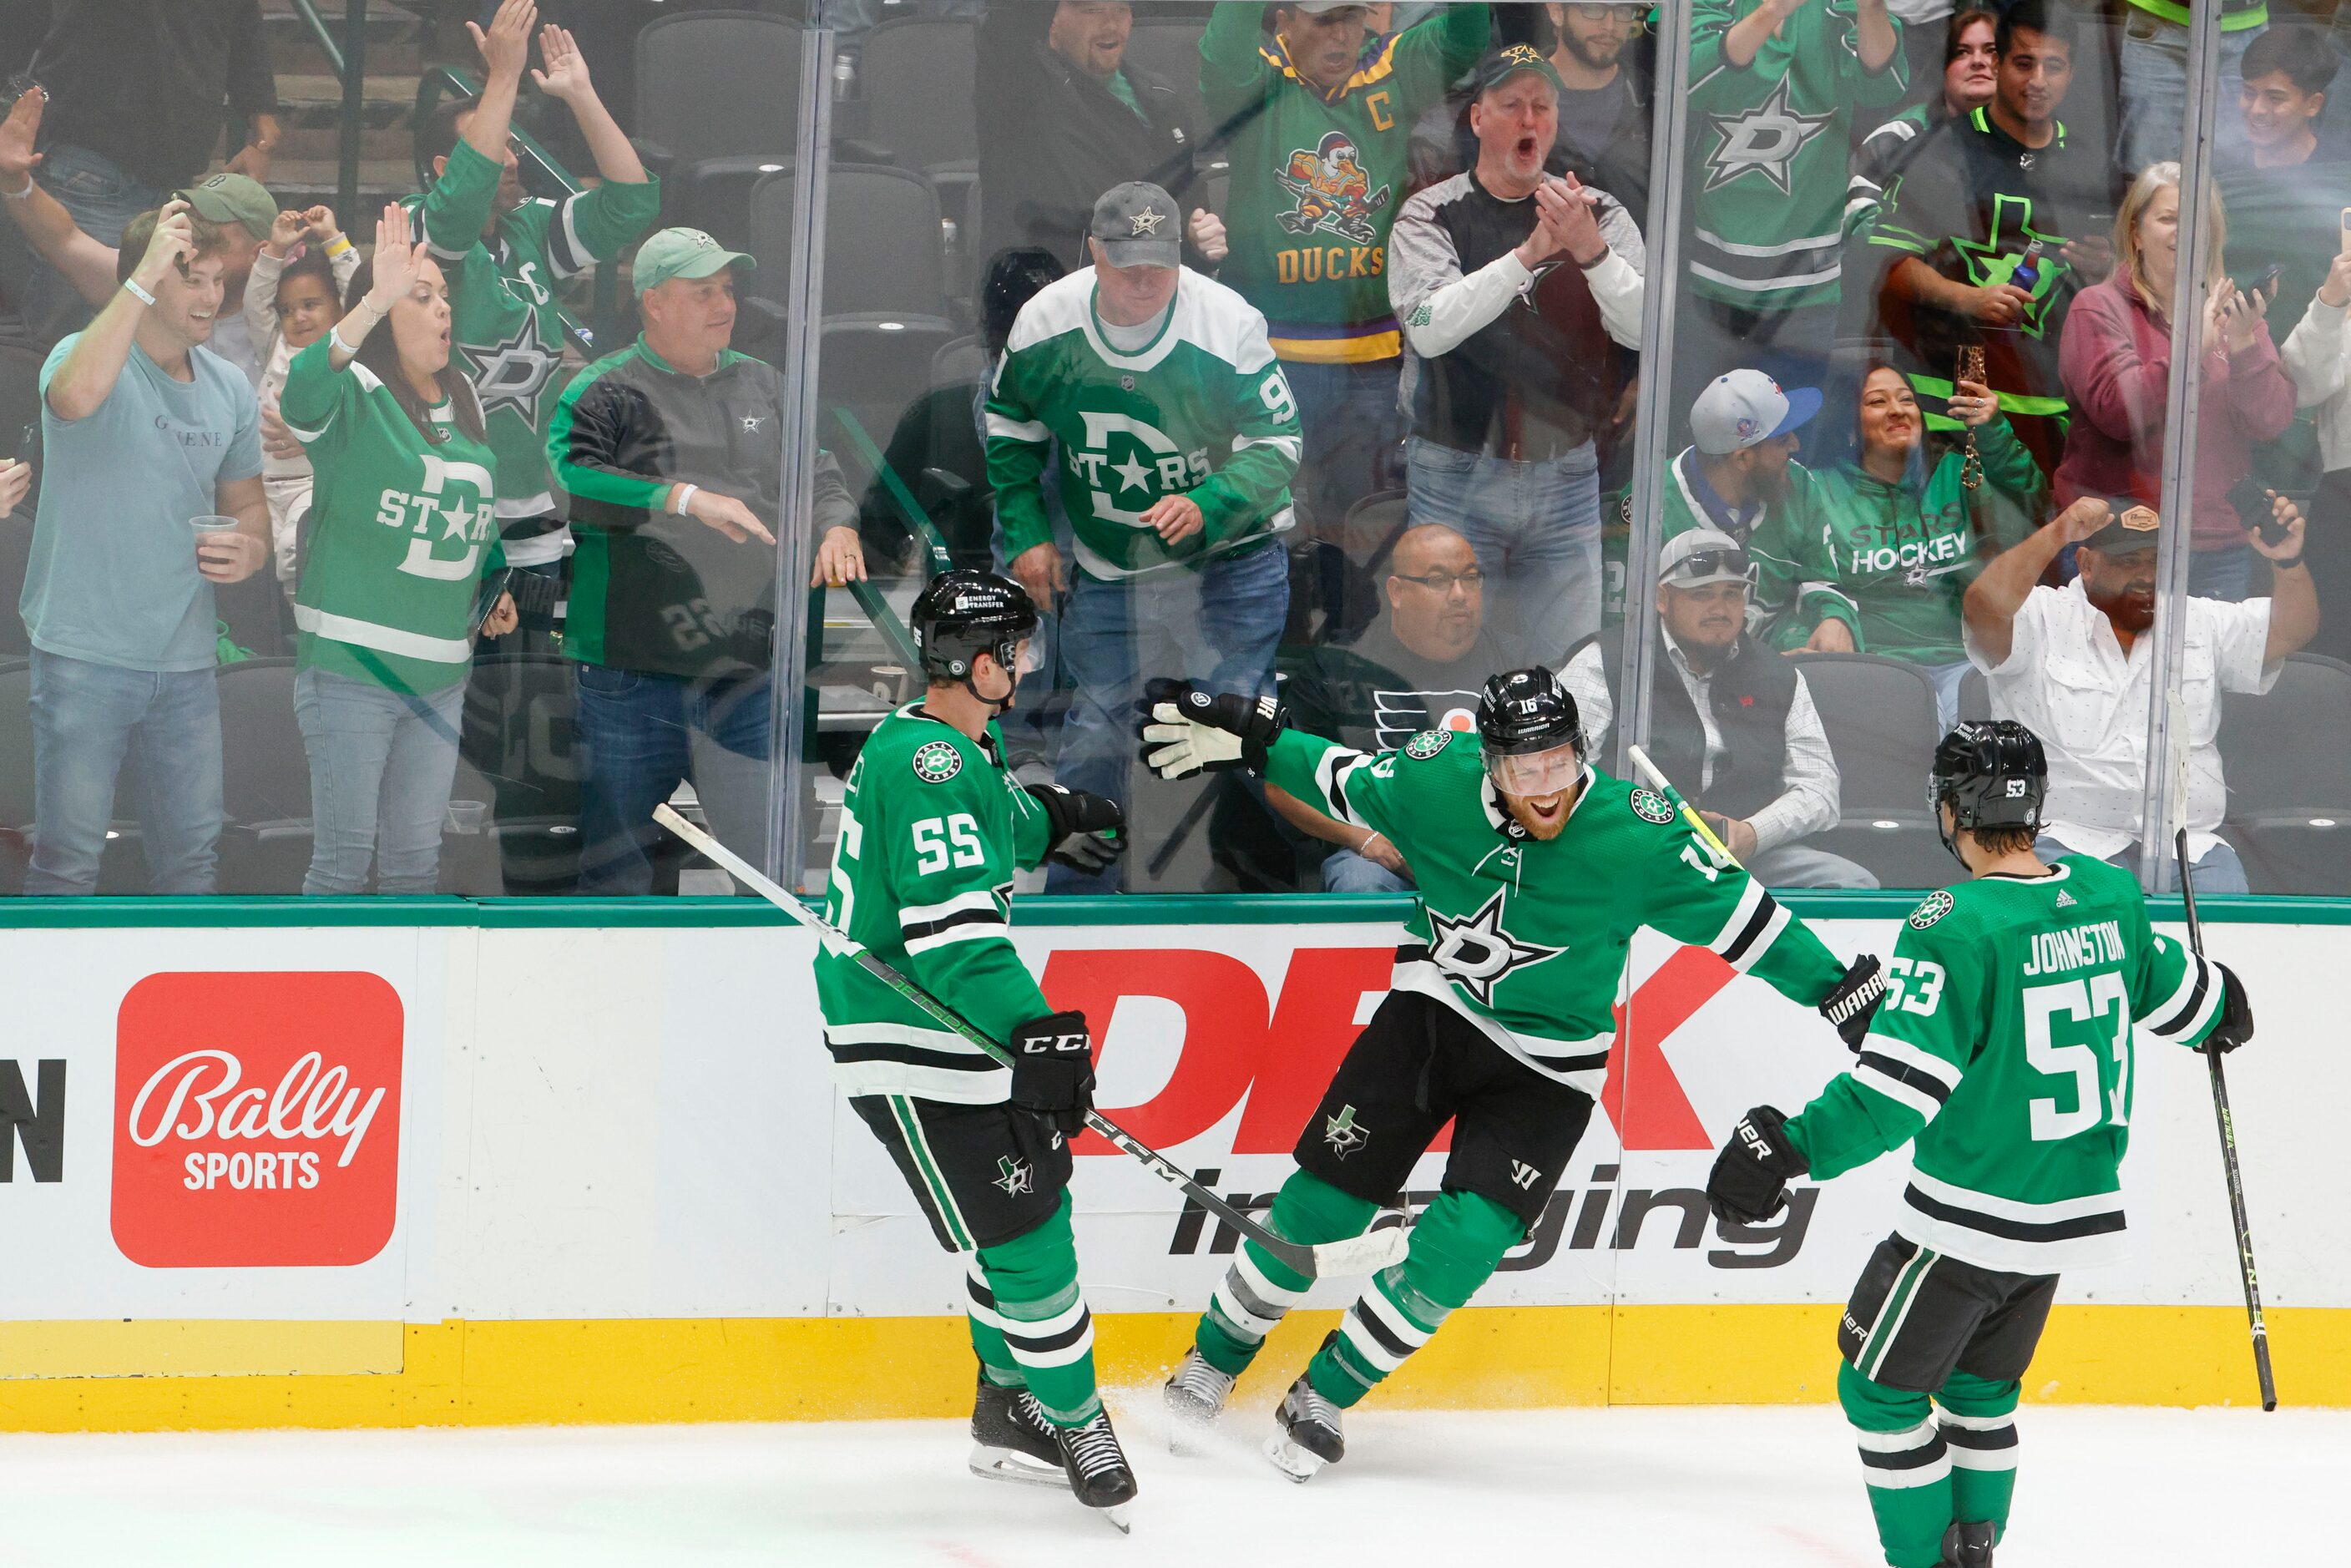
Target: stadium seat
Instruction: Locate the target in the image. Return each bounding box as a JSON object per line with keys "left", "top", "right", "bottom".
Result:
{"left": 2215, "top": 651, "right": 2351, "bottom": 895}
{"left": 459, "top": 653, "right": 584, "bottom": 895}
{"left": 1957, "top": 664, "right": 1991, "bottom": 722}
{"left": 857, "top": 16, "right": 979, "bottom": 243}
{"left": 1788, "top": 651, "right": 1954, "bottom": 889}
{"left": 747, "top": 163, "right": 948, "bottom": 321}
{"left": 1120, "top": 16, "right": 1216, "bottom": 144}
{"left": 214, "top": 657, "right": 312, "bottom": 893}
{"left": 634, "top": 10, "right": 801, "bottom": 233}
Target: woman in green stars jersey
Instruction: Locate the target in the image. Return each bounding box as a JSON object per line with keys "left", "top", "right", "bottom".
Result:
{"left": 1776, "top": 362, "right": 2044, "bottom": 725}
{"left": 282, "top": 204, "right": 517, "bottom": 894}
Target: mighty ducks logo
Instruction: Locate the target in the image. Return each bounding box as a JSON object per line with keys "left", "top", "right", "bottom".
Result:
{"left": 457, "top": 322, "right": 559, "bottom": 422}
{"left": 1701, "top": 76, "right": 1833, "bottom": 195}
{"left": 1427, "top": 888, "right": 1562, "bottom": 1004}
{"left": 911, "top": 740, "right": 963, "bottom": 784}
{"left": 1909, "top": 889, "right": 1956, "bottom": 929}
{"left": 1629, "top": 787, "right": 1676, "bottom": 825}
{"left": 1278, "top": 131, "right": 1392, "bottom": 245}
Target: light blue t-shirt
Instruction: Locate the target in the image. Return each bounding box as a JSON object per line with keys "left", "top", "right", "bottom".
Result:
{"left": 19, "top": 335, "right": 264, "bottom": 673}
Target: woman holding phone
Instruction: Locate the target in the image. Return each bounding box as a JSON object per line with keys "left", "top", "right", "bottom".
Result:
{"left": 282, "top": 202, "right": 517, "bottom": 894}
{"left": 2279, "top": 222, "right": 2351, "bottom": 662}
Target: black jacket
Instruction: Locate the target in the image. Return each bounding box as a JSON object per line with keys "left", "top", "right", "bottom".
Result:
{"left": 1600, "top": 627, "right": 1797, "bottom": 822}
{"left": 976, "top": 7, "right": 1202, "bottom": 271}
{"left": 31, "top": 0, "right": 276, "bottom": 190}
{"left": 551, "top": 337, "right": 852, "bottom": 679}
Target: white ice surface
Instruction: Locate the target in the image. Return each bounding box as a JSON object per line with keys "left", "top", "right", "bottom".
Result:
{"left": 0, "top": 1399, "right": 2340, "bottom": 1566}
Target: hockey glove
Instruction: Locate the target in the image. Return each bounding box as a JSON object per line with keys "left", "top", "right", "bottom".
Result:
{"left": 1706, "top": 1105, "right": 1808, "bottom": 1226}
{"left": 2202, "top": 962, "right": 2255, "bottom": 1055}
{"left": 1137, "top": 677, "right": 1287, "bottom": 779}
{"left": 1819, "top": 954, "right": 1888, "bottom": 1053}
{"left": 1026, "top": 784, "right": 1126, "bottom": 874}
{"left": 1008, "top": 1009, "right": 1095, "bottom": 1139}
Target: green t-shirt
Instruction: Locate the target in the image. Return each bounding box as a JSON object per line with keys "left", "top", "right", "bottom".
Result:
{"left": 1786, "top": 857, "right": 2226, "bottom": 1274}
{"left": 281, "top": 336, "right": 504, "bottom": 693}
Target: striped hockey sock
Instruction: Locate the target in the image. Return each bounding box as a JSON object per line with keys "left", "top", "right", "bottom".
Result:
{"left": 1196, "top": 1171, "right": 1377, "bottom": 1376}
{"left": 1840, "top": 1362, "right": 1954, "bottom": 1568}
{"left": 1936, "top": 1371, "right": 2021, "bottom": 1539}
{"left": 972, "top": 1192, "right": 1100, "bottom": 1426}
{"left": 1306, "top": 1189, "right": 1522, "bottom": 1409}
{"left": 963, "top": 1259, "right": 1025, "bottom": 1390}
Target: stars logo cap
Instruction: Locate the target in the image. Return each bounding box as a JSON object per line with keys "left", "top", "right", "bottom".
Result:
{"left": 1090, "top": 181, "right": 1182, "bottom": 269}
{"left": 634, "top": 226, "right": 755, "bottom": 294}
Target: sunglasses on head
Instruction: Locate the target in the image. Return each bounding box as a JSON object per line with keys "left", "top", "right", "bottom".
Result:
{"left": 1665, "top": 549, "right": 1755, "bottom": 583}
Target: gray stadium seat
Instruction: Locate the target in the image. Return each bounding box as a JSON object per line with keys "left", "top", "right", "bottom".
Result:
{"left": 1789, "top": 651, "right": 1953, "bottom": 889}
{"left": 747, "top": 163, "right": 948, "bottom": 321}
{"left": 2215, "top": 651, "right": 2351, "bottom": 895}
{"left": 1958, "top": 664, "right": 1990, "bottom": 722}
{"left": 857, "top": 18, "right": 978, "bottom": 177}
{"left": 215, "top": 657, "right": 313, "bottom": 893}
{"left": 634, "top": 9, "right": 801, "bottom": 170}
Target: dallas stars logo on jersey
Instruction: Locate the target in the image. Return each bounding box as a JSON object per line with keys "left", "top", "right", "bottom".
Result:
{"left": 1277, "top": 131, "right": 1392, "bottom": 245}
{"left": 372, "top": 453, "right": 497, "bottom": 580}
{"left": 993, "top": 1156, "right": 1034, "bottom": 1196}
{"left": 911, "top": 740, "right": 963, "bottom": 784}
{"left": 1427, "top": 888, "right": 1563, "bottom": 1005}
{"left": 458, "top": 323, "right": 560, "bottom": 422}
{"left": 1951, "top": 194, "right": 2067, "bottom": 338}
{"left": 1323, "top": 1104, "right": 1370, "bottom": 1159}
{"left": 1403, "top": 730, "right": 1454, "bottom": 761}
{"left": 1629, "top": 788, "right": 1676, "bottom": 825}
{"left": 1703, "top": 77, "right": 1833, "bottom": 195}
{"left": 1065, "top": 411, "right": 1213, "bottom": 523}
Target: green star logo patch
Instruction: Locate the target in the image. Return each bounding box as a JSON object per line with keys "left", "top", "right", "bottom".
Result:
{"left": 1909, "top": 890, "right": 1956, "bottom": 930}
{"left": 911, "top": 740, "right": 963, "bottom": 784}
{"left": 1629, "top": 788, "right": 1676, "bottom": 825}
{"left": 1403, "top": 730, "right": 1452, "bottom": 760}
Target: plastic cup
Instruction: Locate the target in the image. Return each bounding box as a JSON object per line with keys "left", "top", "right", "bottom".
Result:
{"left": 190, "top": 513, "right": 238, "bottom": 551}
{"left": 446, "top": 801, "right": 488, "bottom": 836}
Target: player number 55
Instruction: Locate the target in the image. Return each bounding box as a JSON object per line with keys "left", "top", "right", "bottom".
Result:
{"left": 911, "top": 813, "right": 983, "bottom": 875}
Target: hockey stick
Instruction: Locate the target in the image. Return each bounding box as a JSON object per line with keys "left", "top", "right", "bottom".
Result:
{"left": 1626, "top": 745, "right": 1743, "bottom": 867}
{"left": 652, "top": 803, "right": 1410, "bottom": 1280}
{"left": 2166, "top": 693, "right": 2278, "bottom": 1410}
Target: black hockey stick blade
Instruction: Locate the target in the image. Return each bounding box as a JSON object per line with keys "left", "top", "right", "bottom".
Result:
{"left": 652, "top": 805, "right": 1408, "bottom": 1280}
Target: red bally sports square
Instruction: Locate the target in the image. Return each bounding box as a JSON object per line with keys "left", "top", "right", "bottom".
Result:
{"left": 111, "top": 972, "right": 404, "bottom": 1268}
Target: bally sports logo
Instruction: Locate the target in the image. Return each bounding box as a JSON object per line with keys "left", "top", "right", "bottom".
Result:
{"left": 111, "top": 973, "right": 403, "bottom": 1268}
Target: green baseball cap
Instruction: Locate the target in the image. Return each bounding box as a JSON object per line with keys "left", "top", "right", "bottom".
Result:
{"left": 177, "top": 172, "right": 276, "bottom": 243}
{"left": 635, "top": 227, "right": 754, "bottom": 294}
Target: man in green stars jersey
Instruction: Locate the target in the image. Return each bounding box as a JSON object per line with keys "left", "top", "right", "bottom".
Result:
{"left": 407, "top": 3, "right": 659, "bottom": 595}
{"left": 1140, "top": 665, "right": 1888, "bottom": 1480}
{"left": 1707, "top": 721, "right": 2257, "bottom": 1568}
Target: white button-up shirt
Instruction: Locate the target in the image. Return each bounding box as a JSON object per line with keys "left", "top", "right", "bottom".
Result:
{"left": 1964, "top": 578, "right": 2278, "bottom": 861}
{"left": 1565, "top": 632, "right": 1841, "bottom": 854}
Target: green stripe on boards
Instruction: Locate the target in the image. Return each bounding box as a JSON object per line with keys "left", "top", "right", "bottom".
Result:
{"left": 890, "top": 1096, "right": 973, "bottom": 1251}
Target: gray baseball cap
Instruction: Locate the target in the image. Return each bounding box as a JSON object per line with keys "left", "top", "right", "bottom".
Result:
{"left": 1090, "top": 181, "right": 1182, "bottom": 269}
{"left": 1689, "top": 368, "right": 1821, "bottom": 457}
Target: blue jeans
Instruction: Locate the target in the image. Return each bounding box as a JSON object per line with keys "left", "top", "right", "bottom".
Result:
{"left": 1321, "top": 846, "right": 1410, "bottom": 894}
{"left": 2042, "top": 836, "right": 2250, "bottom": 896}
{"left": 294, "top": 666, "right": 466, "bottom": 895}
{"left": 1284, "top": 357, "right": 1406, "bottom": 532}
{"left": 2118, "top": 16, "right": 2257, "bottom": 175}
{"left": 575, "top": 664, "right": 774, "bottom": 894}
{"left": 26, "top": 648, "right": 222, "bottom": 894}
{"left": 25, "top": 143, "right": 166, "bottom": 344}
{"left": 1405, "top": 436, "right": 1603, "bottom": 666}
{"left": 1049, "top": 542, "right": 1290, "bottom": 893}
{"left": 2190, "top": 544, "right": 2253, "bottom": 603}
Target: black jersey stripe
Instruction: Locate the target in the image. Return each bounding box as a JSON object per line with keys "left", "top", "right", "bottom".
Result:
{"left": 1519, "top": 1048, "right": 1611, "bottom": 1075}
{"left": 1395, "top": 942, "right": 1430, "bottom": 964}
{"left": 1719, "top": 892, "right": 1782, "bottom": 966}
{"left": 1858, "top": 1433, "right": 1949, "bottom": 1472}
{"left": 1004, "top": 1310, "right": 1093, "bottom": 1358}
{"left": 2148, "top": 954, "right": 2212, "bottom": 1037}
{"left": 1904, "top": 1185, "right": 2126, "bottom": 1243}
{"left": 899, "top": 906, "right": 1009, "bottom": 945}
{"left": 1348, "top": 1300, "right": 1415, "bottom": 1361}
{"left": 829, "top": 1041, "right": 1003, "bottom": 1072}
{"left": 1857, "top": 1052, "right": 1954, "bottom": 1106}
{"left": 1939, "top": 1423, "right": 2019, "bottom": 1453}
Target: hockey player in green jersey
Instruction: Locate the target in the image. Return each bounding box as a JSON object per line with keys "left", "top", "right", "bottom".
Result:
{"left": 1140, "top": 665, "right": 1889, "bottom": 1479}
{"left": 408, "top": 3, "right": 659, "bottom": 583}
{"left": 1706, "top": 721, "right": 2258, "bottom": 1568}
{"left": 816, "top": 571, "right": 1137, "bottom": 1525}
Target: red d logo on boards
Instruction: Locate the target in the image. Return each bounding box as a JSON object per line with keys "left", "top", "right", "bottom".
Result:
{"left": 111, "top": 973, "right": 403, "bottom": 1268}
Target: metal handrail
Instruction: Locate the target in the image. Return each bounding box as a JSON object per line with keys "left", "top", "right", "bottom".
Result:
{"left": 286, "top": 0, "right": 344, "bottom": 80}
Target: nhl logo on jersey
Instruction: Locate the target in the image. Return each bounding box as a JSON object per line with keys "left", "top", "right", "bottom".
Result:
{"left": 1323, "top": 1104, "right": 1370, "bottom": 1159}
{"left": 911, "top": 739, "right": 963, "bottom": 784}
{"left": 1629, "top": 787, "right": 1676, "bottom": 825}
{"left": 1403, "top": 730, "right": 1452, "bottom": 760}
{"left": 1909, "top": 890, "right": 1956, "bottom": 930}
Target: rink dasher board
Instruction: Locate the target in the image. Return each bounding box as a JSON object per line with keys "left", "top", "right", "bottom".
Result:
{"left": 0, "top": 906, "right": 2344, "bottom": 1426}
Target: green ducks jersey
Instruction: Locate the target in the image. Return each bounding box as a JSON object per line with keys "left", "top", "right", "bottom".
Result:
{"left": 814, "top": 706, "right": 1055, "bottom": 1105}
{"left": 1263, "top": 728, "right": 1851, "bottom": 1094}
{"left": 1785, "top": 857, "right": 2227, "bottom": 1274}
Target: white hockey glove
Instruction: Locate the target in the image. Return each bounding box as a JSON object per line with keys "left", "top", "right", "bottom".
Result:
{"left": 1135, "top": 677, "right": 1286, "bottom": 780}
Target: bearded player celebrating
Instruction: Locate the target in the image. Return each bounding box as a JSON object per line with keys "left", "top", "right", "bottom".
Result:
{"left": 1705, "top": 722, "right": 2257, "bottom": 1568}
{"left": 1137, "top": 666, "right": 1889, "bottom": 1479}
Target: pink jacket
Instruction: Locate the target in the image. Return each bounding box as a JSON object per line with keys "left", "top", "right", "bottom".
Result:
{"left": 2054, "top": 274, "right": 2297, "bottom": 553}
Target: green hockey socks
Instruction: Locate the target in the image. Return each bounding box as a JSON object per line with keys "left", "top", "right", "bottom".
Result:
{"left": 1306, "top": 1189, "right": 1522, "bottom": 1409}
{"left": 1196, "top": 1171, "right": 1378, "bottom": 1375}
{"left": 1841, "top": 1362, "right": 2020, "bottom": 1567}
{"left": 967, "top": 1191, "right": 1100, "bottom": 1427}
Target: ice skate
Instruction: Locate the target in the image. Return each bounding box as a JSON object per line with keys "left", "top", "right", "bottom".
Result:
{"left": 1264, "top": 1373, "right": 1345, "bottom": 1482}
{"left": 1940, "top": 1520, "right": 1995, "bottom": 1566}
{"left": 1164, "top": 1348, "right": 1237, "bottom": 1453}
{"left": 1054, "top": 1408, "right": 1139, "bottom": 1531}
{"left": 968, "top": 1373, "right": 1067, "bottom": 1489}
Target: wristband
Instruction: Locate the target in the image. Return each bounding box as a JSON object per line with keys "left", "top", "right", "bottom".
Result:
{"left": 329, "top": 325, "right": 363, "bottom": 357}
{"left": 322, "top": 235, "right": 353, "bottom": 259}
{"left": 0, "top": 176, "right": 32, "bottom": 201}
{"left": 671, "top": 483, "right": 699, "bottom": 515}
{"left": 2272, "top": 554, "right": 2307, "bottom": 572}
{"left": 122, "top": 277, "right": 156, "bottom": 307}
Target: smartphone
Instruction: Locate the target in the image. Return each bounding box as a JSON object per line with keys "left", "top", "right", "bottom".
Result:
{"left": 470, "top": 566, "right": 517, "bottom": 637}
{"left": 2255, "top": 262, "right": 2285, "bottom": 300}
{"left": 2341, "top": 206, "right": 2351, "bottom": 254}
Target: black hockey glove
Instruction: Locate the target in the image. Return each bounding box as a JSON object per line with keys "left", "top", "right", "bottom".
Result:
{"left": 1706, "top": 1105, "right": 1808, "bottom": 1226}
{"left": 1820, "top": 954, "right": 1888, "bottom": 1053}
{"left": 1136, "top": 677, "right": 1287, "bottom": 779}
{"left": 1026, "top": 784, "right": 1126, "bottom": 874}
{"left": 1008, "top": 1009, "right": 1095, "bottom": 1139}
{"left": 2202, "top": 962, "right": 2255, "bottom": 1055}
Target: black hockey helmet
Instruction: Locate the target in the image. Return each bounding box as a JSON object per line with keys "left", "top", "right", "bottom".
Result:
{"left": 1478, "top": 666, "right": 1585, "bottom": 795}
{"left": 1929, "top": 719, "right": 2048, "bottom": 862}
{"left": 910, "top": 569, "right": 1039, "bottom": 704}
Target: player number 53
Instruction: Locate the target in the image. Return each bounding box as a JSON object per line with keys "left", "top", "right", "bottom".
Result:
{"left": 2023, "top": 973, "right": 2131, "bottom": 1141}
{"left": 1882, "top": 956, "right": 1946, "bottom": 1017}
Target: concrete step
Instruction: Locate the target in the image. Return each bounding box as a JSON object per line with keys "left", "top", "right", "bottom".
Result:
{"left": 260, "top": 0, "right": 429, "bottom": 78}
{"left": 262, "top": 156, "right": 419, "bottom": 207}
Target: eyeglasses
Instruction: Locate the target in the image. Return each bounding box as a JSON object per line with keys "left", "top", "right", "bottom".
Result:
{"left": 1661, "top": 549, "right": 1755, "bottom": 584}
{"left": 1565, "top": 5, "right": 1647, "bottom": 24}
{"left": 1393, "top": 568, "right": 1486, "bottom": 594}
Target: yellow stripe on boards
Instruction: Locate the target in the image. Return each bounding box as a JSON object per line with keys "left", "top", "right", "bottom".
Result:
{"left": 0, "top": 1306, "right": 2343, "bottom": 1433}
{"left": 0, "top": 1320, "right": 402, "bottom": 1381}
